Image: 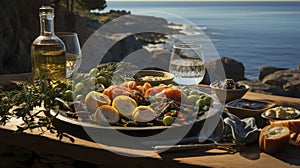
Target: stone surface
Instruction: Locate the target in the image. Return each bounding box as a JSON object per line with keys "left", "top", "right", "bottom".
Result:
{"left": 261, "top": 69, "right": 300, "bottom": 98}
{"left": 0, "top": 0, "right": 31, "bottom": 74}
{"left": 241, "top": 68, "right": 300, "bottom": 98}
{"left": 202, "top": 57, "right": 245, "bottom": 84}
{"left": 239, "top": 80, "right": 288, "bottom": 97}
{"left": 258, "top": 65, "right": 287, "bottom": 81}
{"left": 79, "top": 14, "right": 177, "bottom": 72}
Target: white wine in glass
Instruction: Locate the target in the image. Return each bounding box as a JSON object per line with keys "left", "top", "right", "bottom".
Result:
{"left": 56, "top": 32, "right": 82, "bottom": 79}
{"left": 169, "top": 44, "right": 205, "bottom": 85}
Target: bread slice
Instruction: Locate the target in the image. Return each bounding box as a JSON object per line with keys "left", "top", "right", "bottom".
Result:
{"left": 259, "top": 125, "right": 290, "bottom": 153}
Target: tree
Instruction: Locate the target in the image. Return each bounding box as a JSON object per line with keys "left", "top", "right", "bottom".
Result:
{"left": 77, "top": 0, "right": 107, "bottom": 11}
{"left": 52, "top": 0, "right": 107, "bottom": 12}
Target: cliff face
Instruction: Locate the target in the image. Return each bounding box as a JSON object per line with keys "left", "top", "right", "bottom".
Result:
{"left": 0, "top": 0, "right": 94, "bottom": 74}
{"left": 0, "top": 0, "right": 31, "bottom": 74}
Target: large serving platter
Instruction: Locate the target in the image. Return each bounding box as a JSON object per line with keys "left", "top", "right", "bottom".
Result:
{"left": 50, "top": 93, "right": 222, "bottom": 142}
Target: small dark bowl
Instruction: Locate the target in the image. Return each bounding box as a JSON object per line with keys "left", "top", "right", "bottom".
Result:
{"left": 210, "top": 82, "right": 250, "bottom": 103}
{"left": 226, "top": 99, "right": 275, "bottom": 120}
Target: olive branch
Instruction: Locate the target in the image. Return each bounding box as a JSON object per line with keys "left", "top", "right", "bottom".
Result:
{"left": 0, "top": 78, "right": 74, "bottom": 142}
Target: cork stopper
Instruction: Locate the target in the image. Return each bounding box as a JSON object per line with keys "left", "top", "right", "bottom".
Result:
{"left": 39, "top": 6, "right": 54, "bottom": 15}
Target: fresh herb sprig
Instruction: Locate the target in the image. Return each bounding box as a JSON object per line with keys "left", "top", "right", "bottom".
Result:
{"left": 0, "top": 78, "right": 74, "bottom": 142}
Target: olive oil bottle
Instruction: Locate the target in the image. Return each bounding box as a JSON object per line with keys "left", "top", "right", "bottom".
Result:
{"left": 31, "top": 5, "right": 66, "bottom": 83}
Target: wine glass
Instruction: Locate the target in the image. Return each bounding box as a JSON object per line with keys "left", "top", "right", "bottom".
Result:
{"left": 169, "top": 43, "right": 205, "bottom": 85}
{"left": 56, "top": 32, "right": 82, "bottom": 80}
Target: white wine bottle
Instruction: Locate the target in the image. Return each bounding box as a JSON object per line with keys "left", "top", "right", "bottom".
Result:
{"left": 31, "top": 5, "right": 66, "bottom": 83}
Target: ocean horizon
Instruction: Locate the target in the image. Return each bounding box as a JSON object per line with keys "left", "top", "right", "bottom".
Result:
{"left": 99, "top": 1, "right": 300, "bottom": 79}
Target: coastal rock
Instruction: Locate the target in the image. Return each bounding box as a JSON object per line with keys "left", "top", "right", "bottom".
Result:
{"left": 262, "top": 69, "right": 300, "bottom": 98}
{"left": 240, "top": 69, "right": 300, "bottom": 98}
{"left": 108, "top": 35, "right": 144, "bottom": 62}
{"left": 239, "top": 80, "right": 288, "bottom": 97}
{"left": 80, "top": 14, "right": 179, "bottom": 72}
{"left": 202, "top": 57, "right": 245, "bottom": 84}
{"left": 258, "top": 65, "right": 287, "bottom": 81}
{"left": 220, "top": 57, "right": 245, "bottom": 81}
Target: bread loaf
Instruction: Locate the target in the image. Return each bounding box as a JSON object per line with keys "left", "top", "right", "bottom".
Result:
{"left": 259, "top": 125, "right": 290, "bottom": 153}
{"left": 270, "top": 119, "right": 300, "bottom": 133}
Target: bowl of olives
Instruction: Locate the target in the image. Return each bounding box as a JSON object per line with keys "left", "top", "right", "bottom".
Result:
{"left": 210, "top": 79, "right": 250, "bottom": 103}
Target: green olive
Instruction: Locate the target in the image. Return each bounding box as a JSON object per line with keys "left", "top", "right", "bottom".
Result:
{"left": 75, "top": 82, "right": 85, "bottom": 93}
{"left": 196, "top": 99, "right": 206, "bottom": 109}
{"left": 168, "top": 84, "right": 174, "bottom": 87}
{"left": 64, "top": 90, "right": 73, "bottom": 100}
{"left": 199, "top": 94, "right": 206, "bottom": 99}
{"left": 66, "top": 80, "right": 73, "bottom": 90}
{"left": 97, "top": 76, "right": 107, "bottom": 84}
{"left": 88, "top": 68, "right": 98, "bottom": 76}
{"left": 163, "top": 115, "right": 174, "bottom": 126}
{"left": 204, "top": 96, "right": 213, "bottom": 105}
{"left": 183, "top": 88, "right": 190, "bottom": 95}
{"left": 159, "top": 83, "right": 166, "bottom": 87}
{"left": 189, "top": 90, "right": 200, "bottom": 96}
{"left": 182, "top": 86, "right": 189, "bottom": 91}
{"left": 75, "top": 94, "right": 84, "bottom": 101}
{"left": 188, "top": 95, "right": 200, "bottom": 105}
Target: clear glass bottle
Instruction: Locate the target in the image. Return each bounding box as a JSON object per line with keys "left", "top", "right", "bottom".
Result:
{"left": 31, "top": 5, "right": 66, "bottom": 83}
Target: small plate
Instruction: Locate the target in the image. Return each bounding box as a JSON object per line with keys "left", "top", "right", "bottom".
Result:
{"left": 261, "top": 107, "right": 300, "bottom": 121}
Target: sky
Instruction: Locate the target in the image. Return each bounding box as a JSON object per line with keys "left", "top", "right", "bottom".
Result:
{"left": 108, "top": 0, "right": 300, "bottom": 1}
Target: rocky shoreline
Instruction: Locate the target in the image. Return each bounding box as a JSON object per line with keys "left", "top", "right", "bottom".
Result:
{"left": 241, "top": 68, "right": 300, "bottom": 98}
{"left": 0, "top": 0, "right": 299, "bottom": 98}
{"left": 200, "top": 57, "right": 300, "bottom": 98}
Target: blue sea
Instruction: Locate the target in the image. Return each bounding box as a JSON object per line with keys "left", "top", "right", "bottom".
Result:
{"left": 101, "top": 1, "right": 300, "bottom": 79}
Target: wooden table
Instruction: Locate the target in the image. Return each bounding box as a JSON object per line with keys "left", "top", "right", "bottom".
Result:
{"left": 0, "top": 74, "right": 300, "bottom": 167}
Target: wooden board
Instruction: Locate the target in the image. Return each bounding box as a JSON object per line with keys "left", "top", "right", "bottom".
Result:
{"left": 0, "top": 73, "right": 32, "bottom": 84}
{"left": 0, "top": 76, "right": 300, "bottom": 167}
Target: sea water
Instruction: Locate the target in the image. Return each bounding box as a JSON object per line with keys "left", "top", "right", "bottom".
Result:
{"left": 101, "top": 2, "right": 300, "bottom": 79}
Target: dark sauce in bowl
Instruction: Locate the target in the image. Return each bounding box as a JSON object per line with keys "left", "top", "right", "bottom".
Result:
{"left": 227, "top": 99, "right": 268, "bottom": 110}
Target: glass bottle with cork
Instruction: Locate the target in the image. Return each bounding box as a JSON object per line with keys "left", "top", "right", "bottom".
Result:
{"left": 31, "top": 4, "right": 66, "bottom": 83}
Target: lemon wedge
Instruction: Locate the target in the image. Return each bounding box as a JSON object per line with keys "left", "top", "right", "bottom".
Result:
{"left": 94, "top": 105, "right": 120, "bottom": 124}
{"left": 85, "top": 91, "right": 111, "bottom": 112}
{"left": 112, "top": 95, "right": 137, "bottom": 119}
{"left": 132, "top": 106, "right": 156, "bottom": 122}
